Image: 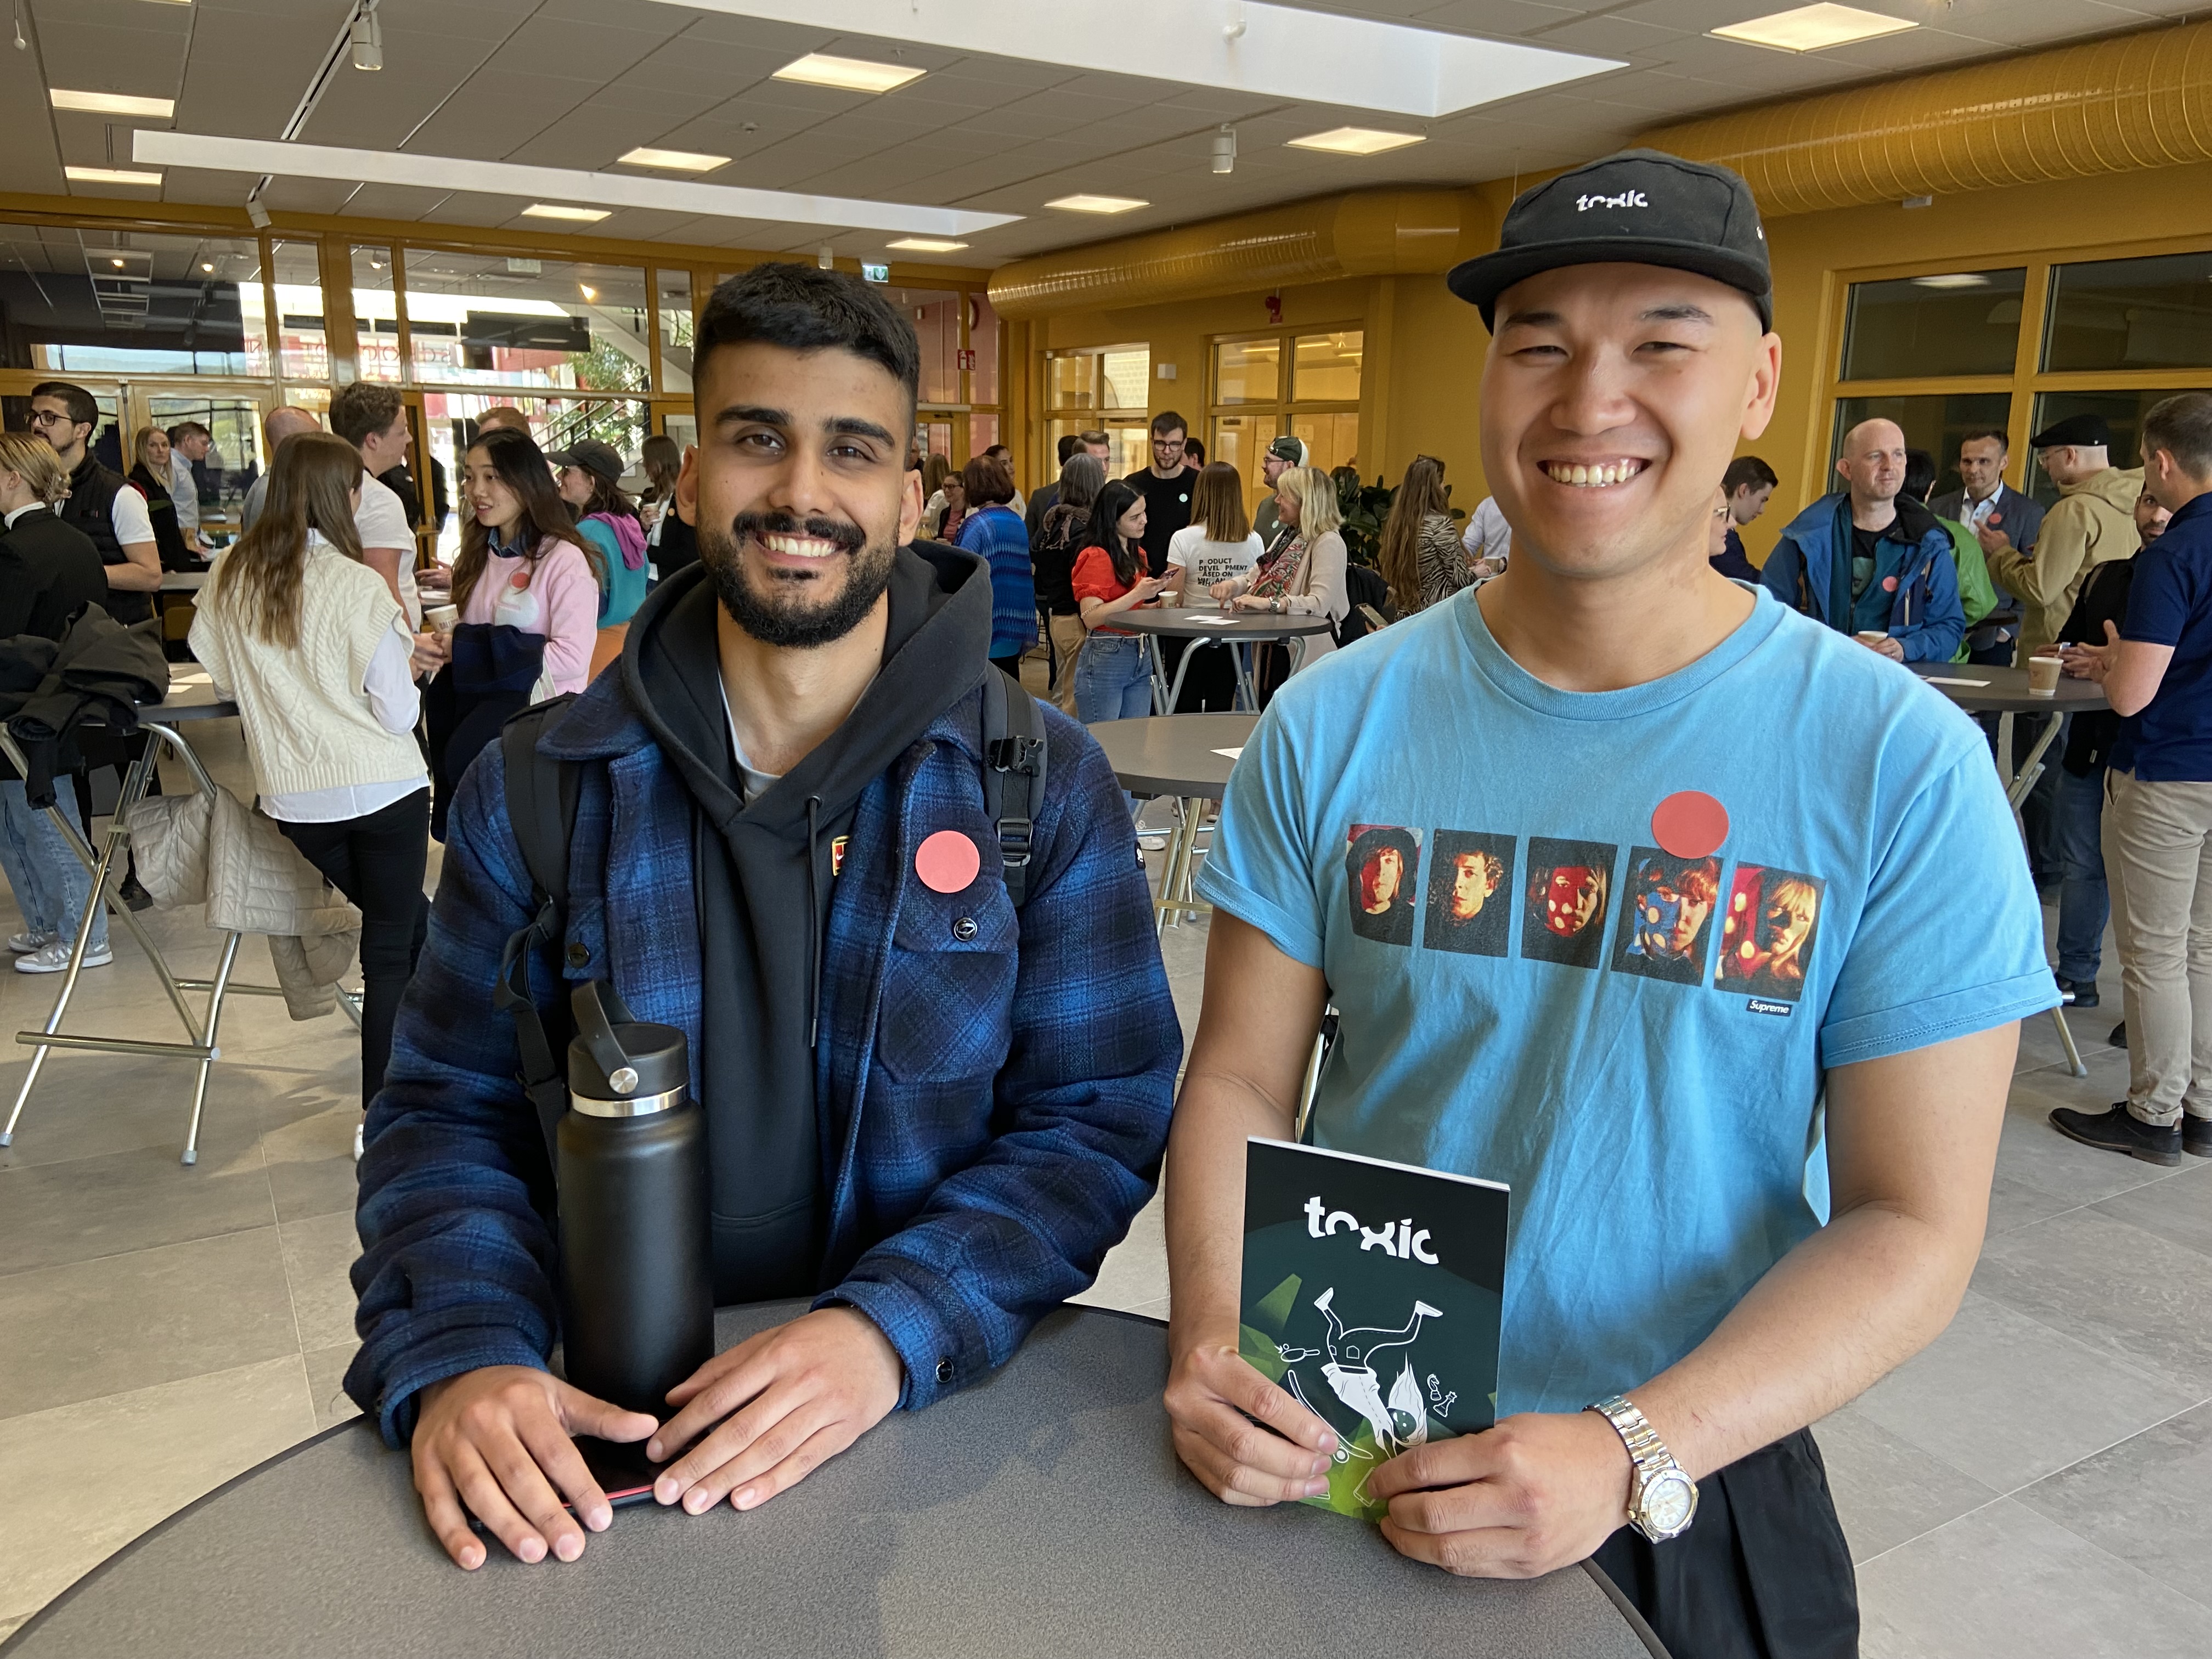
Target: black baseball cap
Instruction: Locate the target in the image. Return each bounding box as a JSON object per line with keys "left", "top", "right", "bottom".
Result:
{"left": 2029, "top": 412, "right": 2112, "bottom": 450}
{"left": 1266, "top": 435, "right": 1305, "bottom": 465}
{"left": 545, "top": 438, "right": 626, "bottom": 483}
{"left": 1448, "top": 148, "right": 1773, "bottom": 331}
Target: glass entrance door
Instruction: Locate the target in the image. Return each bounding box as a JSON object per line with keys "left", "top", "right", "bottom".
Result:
{"left": 131, "top": 384, "right": 269, "bottom": 554}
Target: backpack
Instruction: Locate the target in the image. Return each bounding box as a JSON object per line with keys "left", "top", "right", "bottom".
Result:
{"left": 1339, "top": 564, "right": 1391, "bottom": 646}
{"left": 490, "top": 669, "right": 1047, "bottom": 1170}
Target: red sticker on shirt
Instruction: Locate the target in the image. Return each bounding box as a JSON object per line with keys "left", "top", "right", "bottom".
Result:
{"left": 1881, "top": 574, "right": 1899, "bottom": 593}
{"left": 1652, "top": 791, "right": 1729, "bottom": 860}
{"left": 915, "top": 830, "right": 980, "bottom": 894}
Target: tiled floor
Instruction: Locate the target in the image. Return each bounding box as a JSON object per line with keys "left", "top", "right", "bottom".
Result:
{"left": 2, "top": 699, "right": 2208, "bottom": 1655}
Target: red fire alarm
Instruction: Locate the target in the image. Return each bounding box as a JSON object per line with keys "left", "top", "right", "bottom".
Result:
{"left": 1264, "top": 294, "right": 1283, "bottom": 323}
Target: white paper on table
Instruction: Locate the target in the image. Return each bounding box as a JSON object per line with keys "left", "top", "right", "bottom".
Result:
{"left": 1921, "top": 676, "right": 1991, "bottom": 686}
{"left": 1213, "top": 746, "right": 1244, "bottom": 760}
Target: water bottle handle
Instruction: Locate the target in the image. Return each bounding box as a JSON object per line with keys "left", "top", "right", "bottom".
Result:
{"left": 571, "top": 979, "right": 639, "bottom": 1078}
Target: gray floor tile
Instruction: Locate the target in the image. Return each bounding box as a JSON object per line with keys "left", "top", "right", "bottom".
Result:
{"left": 1973, "top": 1207, "right": 2212, "bottom": 1395}
{"left": 1990, "top": 1087, "right": 2178, "bottom": 1206}
{"left": 0, "top": 1054, "right": 267, "bottom": 1172}
{"left": 1858, "top": 1497, "right": 2212, "bottom": 1658}
{"left": 0, "top": 1137, "right": 274, "bottom": 1276}
{"left": 2017, "top": 1398, "right": 2212, "bottom": 1612}
{"left": 0, "top": 1227, "right": 300, "bottom": 1421}
{"left": 1069, "top": 1189, "right": 1167, "bottom": 1314}
{"left": 2090, "top": 1161, "right": 2212, "bottom": 1259}
{"left": 279, "top": 1207, "right": 365, "bottom": 1352}
{"left": 1983, "top": 1171, "right": 2079, "bottom": 1238}
{"left": 1812, "top": 1404, "right": 1998, "bottom": 1563}
{"left": 1848, "top": 1291, "right": 2197, "bottom": 1492}
{"left": 258, "top": 1090, "right": 362, "bottom": 1223}
{"left": 303, "top": 1340, "right": 364, "bottom": 1430}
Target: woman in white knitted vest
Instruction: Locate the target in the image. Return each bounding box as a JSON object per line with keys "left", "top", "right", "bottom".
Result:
{"left": 190, "top": 432, "right": 439, "bottom": 1113}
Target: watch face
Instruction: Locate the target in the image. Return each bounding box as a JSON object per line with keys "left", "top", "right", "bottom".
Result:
{"left": 1642, "top": 1469, "right": 1696, "bottom": 1536}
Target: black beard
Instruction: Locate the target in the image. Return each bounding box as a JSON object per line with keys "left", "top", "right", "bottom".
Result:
{"left": 700, "top": 510, "right": 898, "bottom": 650}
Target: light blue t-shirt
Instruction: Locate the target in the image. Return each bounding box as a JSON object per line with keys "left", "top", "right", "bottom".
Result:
{"left": 1196, "top": 584, "right": 2054, "bottom": 1418}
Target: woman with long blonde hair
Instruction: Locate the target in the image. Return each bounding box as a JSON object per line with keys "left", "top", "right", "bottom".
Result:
{"left": 128, "top": 425, "right": 193, "bottom": 571}
{"left": 190, "top": 431, "right": 437, "bottom": 1110}
{"left": 1210, "top": 465, "right": 1350, "bottom": 690}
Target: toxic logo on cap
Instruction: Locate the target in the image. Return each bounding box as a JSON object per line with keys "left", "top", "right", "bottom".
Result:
{"left": 1576, "top": 190, "right": 1649, "bottom": 211}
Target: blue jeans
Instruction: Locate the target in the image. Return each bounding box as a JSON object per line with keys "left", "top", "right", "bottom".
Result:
{"left": 2055, "top": 764, "right": 2108, "bottom": 984}
{"left": 0, "top": 779, "right": 108, "bottom": 954}
{"left": 1075, "top": 633, "right": 1154, "bottom": 819}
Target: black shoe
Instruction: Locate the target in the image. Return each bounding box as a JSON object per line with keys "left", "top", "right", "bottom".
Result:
{"left": 2109, "top": 1020, "right": 2128, "bottom": 1048}
{"left": 118, "top": 875, "right": 152, "bottom": 911}
{"left": 2186, "top": 1118, "right": 2212, "bottom": 1158}
{"left": 2050, "top": 1103, "right": 2182, "bottom": 1166}
{"left": 2055, "top": 977, "right": 2100, "bottom": 1009}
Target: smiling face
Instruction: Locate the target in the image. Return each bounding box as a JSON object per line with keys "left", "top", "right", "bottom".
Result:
{"left": 462, "top": 445, "right": 525, "bottom": 539}
{"left": 557, "top": 465, "right": 594, "bottom": 509}
{"left": 685, "top": 340, "right": 920, "bottom": 651}
{"left": 1480, "top": 263, "right": 1779, "bottom": 584}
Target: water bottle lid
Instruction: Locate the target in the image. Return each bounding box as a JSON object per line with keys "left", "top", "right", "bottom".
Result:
{"left": 567, "top": 981, "right": 687, "bottom": 1104}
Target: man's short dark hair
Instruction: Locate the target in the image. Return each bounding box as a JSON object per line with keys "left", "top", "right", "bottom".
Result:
{"left": 1722, "top": 455, "right": 1778, "bottom": 495}
{"left": 984, "top": 443, "right": 1011, "bottom": 462}
{"left": 1903, "top": 448, "right": 1938, "bottom": 503}
{"left": 696, "top": 263, "right": 920, "bottom": 422}
{"left": 963, "top": 453, "right": 1015, "bottom": 506}
{"left": 330, "top": 382, "right": 404, "bottom": 447}
{"left": 1079, "top": 428, "right": 1109, "bottom": 449}
{"left": 1150, "top": 410, "right": 1187, "bottom": 438}
{"left": 167, "top": 420, "right": 212, "bottom": 444}
{"left": 1960, "top": 427, "right": 2008, "bottom": 453}
{"left": 1056, "top": 433, "right": 1082, "bottom": 466}
{"left": 2143, "top": 392, "right": 2212, "bottom": 479}
{"left": 30, "top": 381, "right": 98, "bottom": 431}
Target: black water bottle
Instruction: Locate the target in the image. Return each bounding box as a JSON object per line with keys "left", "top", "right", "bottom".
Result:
{"left": 556, "top": 981, "right": 714, "bottom": 1416}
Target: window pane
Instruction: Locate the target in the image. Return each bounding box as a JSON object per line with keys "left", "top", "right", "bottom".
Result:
{"left": 142, "top": 392, "right": 268, "bottom": 551}
{"left": 656, "top": 269, "right": 693, "bottom": 398}
{"left": 968, "top": 412, "right": 999, "bottom": 458}
{"left": 1101, "top": 348, "right": 1150, "bottom": 413}
{"left": 0, "top": 226, "right": 268, "bottom": 376}
{"left": 2044, "top": 252, "right": 2212, "bottom": 372}
{"left": 2026, "top": 388, "right": 2212, "bottom": 506}
{"left": 1830, "top": 393, "right": 2012, "bottom": 502}
{"left": 267, "top": 240, "right": 327, "bottom": 382}
{"left": 351, "top": 245, "right": 402, "bottom": 381}
{"left": 969, "top": 292, "right": 1000, "bottom": 406}
{"left": 1294, "top": 330, "right": 1362, "bottom": 402}
{"left": 882, "top": 287, "right": 960, "bottom": 405}
{"left": 1291, "top": 410, "right": 1361, "bottom": 478}
{"left": 1047, "top": 354, "right": 1098, "bottom": 410}
{"left": 1214, "top": 338, "right": 1280, "bottom": 405}
{"left": 1210, "top": 413, "right": 1276, "bottom": 516}
{"left": 1841, "top": 270, "right": 2025, "bottom": 381}
{"left": 399, "top": 251, "right": 648, "bottom": 392}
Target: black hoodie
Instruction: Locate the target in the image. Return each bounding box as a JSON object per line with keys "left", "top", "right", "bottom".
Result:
{"left": 623, "top": 543, "right": 992, "bottom": 1302}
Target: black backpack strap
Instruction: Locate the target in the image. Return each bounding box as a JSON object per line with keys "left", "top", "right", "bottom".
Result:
{"left": 489, "top": 695, "right": 582, "bottom": 1168}
{"left": 981, "top": 667, "right": 1047, "bottom": 907}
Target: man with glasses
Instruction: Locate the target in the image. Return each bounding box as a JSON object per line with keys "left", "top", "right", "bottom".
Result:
{"left": 1124, "top": 411, "right": 1195, "bottom": 579}
{"left": 26, "top": 382, "right": 160, "bottom": 626}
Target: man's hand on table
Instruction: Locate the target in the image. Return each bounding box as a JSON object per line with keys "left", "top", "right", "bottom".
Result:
{"left": 1365, "top": 1409, "right": 1633, "bottom": 1579}
{"left": 647, "top": 1305, "right": 902, "bottom": 1516}
{"left": 1164, "top": 1325, "right": 1338, "bottom": 1505}
{"left": 412, "top": 1365, "right": 658, "bottom": 1570}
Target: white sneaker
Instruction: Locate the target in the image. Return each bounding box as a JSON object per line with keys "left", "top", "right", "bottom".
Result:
{"left": 8, "top": 929, "right": 56, "bottom": 954}
{"left": 16, "top": 940, "right": 110, "bottom": 973}
{"left": 1138, "top": 832, "right": 1170, "bottom": 852}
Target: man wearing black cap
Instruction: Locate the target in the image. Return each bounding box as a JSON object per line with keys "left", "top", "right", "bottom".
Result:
{"left": 1161, "top": 150, "right": 2050, "bottom": 1658}
{"left": 1982, "top": 412, "right": 2139, "bottom": 663}
{"left": 1252, "top": 434, "right": 1306, "bottom": 556}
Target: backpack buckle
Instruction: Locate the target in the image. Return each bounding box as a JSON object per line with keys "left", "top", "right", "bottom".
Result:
{"left": 998, "top": 815, "right": 1034, "bottom": 870}
{"left": 988, "top": 734, "right": 1044, "bottom": 776}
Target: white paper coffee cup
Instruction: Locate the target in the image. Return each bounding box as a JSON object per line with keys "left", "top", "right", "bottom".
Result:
{"left": 2027, "top": 653, "right": 2062, "bottom": 697}
{"left": 425, "top": 605, "right": 459, "bottom": 635}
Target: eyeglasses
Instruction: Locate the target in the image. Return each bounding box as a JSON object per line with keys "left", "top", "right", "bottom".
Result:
{"left": 1152, "top": 436, "right": 1186, "bottom": 451}
{"left": 24, "top": 409, "right": 77, "bottom": 430}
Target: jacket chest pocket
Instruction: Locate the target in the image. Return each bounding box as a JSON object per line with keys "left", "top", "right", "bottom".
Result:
{"left": 874, "top": 876, "right": 1018, "bottom": 1085}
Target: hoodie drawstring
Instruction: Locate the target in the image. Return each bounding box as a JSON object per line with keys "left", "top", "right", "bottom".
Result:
{"left": 805, "top": 795, "right": 823, "bottom": 1051}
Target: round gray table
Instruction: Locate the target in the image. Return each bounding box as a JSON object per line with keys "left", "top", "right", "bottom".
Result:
{"left": 3, "top": 1303, "right": 1663, "bottom": 1659}
{"left": 1112, "top": 607, "right": 1334, "bottom": 713}
{"left": 1090, "top": 713, "right": 1257, "bottom": 934}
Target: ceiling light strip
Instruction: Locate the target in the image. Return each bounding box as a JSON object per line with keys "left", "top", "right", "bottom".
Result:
{"left": 50, "top": 89, "right": 177, "bottom": 119}
{"left": 132, "top": 131, "right": 1019, "bottom": 236}
{"left": 645, "top": 0, "right": 1621, "bottom": 120}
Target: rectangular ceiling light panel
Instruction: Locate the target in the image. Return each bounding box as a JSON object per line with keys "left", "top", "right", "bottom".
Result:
{"left": 1046, "top": 194, "right": 1147, "bottom": 214}
{"left": 885, "top": 237, "right": 967, "bottom": 251}
{"left": 66, "top": 166, "right": 163, "bottom": 186}
{"left": 1711, "top": 4, "right": 1917, "bottom": 52}
{"left": 647, "top": 0, "right": 1621, "bottom": 119}
{"left": 1287, "top": 127, "right": 1426, "bottom": 156}
{"left": 618, "top": 145, "right": 730, "bottom": 172}
{"left": 772, "top": 53, "right": 926, "bottom": 93}
{"left": 133, "top": 132, "right": 1021, "bottom": 237}
{"left": 50, "top": 89, "right": 177, "bottom": 119}
{"left": 523, "top": 204, "right": 609, "bottom": 221}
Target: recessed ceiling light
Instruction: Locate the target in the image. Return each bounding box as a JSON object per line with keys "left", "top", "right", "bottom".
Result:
{"left": 201, "top": 261, "right": 215, "bottom": 272}
{"left": 1711, "top": 4, "right": 1916, "bottom": 52}
{"left": 772, "top": 53, "right": 925, "bottom": 94}
{"left": 618, "top": 145, "right": 729, "bottom": 173}
{"left": 1046, "top": 194, "right": 1148, "bottom": 214}
{"left": 111, "top": 258, "right": 126, "bottom": 268}
{"left": 66, "top": 166, "right": 163, "bottom": 187}
{"left": 50, "top": 89, "right": 177, "bottom": 119}
{"left": 1286, "top": 126, "right": 1426, "bottom": 157}
{"left": 1910, "top": 273, "right": 1991, "bottom": 290}
{"left": 578, "top": 284, "right": 597, "bottom": 301}
{"left": 522, "top": 203, "right": 609, "bottom": 222}
{"left": 885, "top": 238, "right": 968, "bottom": 252}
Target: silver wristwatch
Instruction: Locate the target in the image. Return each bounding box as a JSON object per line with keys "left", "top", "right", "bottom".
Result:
{"left": 1587, "top": 1395, "right": 1699, "bottom": 1542}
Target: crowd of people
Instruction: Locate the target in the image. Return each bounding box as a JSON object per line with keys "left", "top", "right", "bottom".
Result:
{"left": 7, "top": 148, "right": 2212, "bottom": 1658}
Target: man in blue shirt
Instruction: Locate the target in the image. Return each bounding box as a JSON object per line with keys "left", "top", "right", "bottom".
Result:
{"left": 1762, "top": 417, "right": 1966, "bottom": 662}
{"left": 1160, "top": 150, "right": 2050, "bottom": 1659}
{"left": 2054, "top": 391, "right": 2212, "bottom": 1165}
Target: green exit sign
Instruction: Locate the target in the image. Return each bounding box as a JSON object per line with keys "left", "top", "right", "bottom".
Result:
{"left": 861, "top": 263, "right": 890, "bottom": 284}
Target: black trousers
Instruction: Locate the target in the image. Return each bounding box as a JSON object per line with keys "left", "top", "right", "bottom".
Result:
{"left": 279, "top": 789, "right": 431, "bottom": 1113}
{"left": 1590, "top": 1428, "right": 1858, "bottom": 1659}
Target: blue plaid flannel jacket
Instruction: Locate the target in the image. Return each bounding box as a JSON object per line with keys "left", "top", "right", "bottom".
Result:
{"left": 345, "top": 669, "right": 1181, "bottom": 1445}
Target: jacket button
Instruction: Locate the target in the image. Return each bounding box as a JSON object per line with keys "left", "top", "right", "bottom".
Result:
{"left": 952, "top": 917, "right": 978, "bottom": 942}
{"left": 566, "top": 942, "right": 590, "bottom": 968}
{"left": 935, "top": 1357, "right": 955, "bottom": 1384}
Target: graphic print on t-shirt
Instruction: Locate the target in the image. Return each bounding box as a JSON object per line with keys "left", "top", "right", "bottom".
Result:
{"left": 1613, "top": 847, "right": 1724, "bottom": 985}
{"left": 1520, "top": 837, "right": 1616, "bottom": 969}
{"left": 1345, "top": 825, "right": 1421, "bottom": 947}
{"left": 1714, "top": 864, "right": 1826, "bottom": 1004}
{"left": 1424, "top": 831, "right": 1515, "bottom": 959}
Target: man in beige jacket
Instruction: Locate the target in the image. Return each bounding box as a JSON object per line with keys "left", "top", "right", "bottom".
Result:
{"left": 1978, "top": 411, "right": 2140, "bottom": 661}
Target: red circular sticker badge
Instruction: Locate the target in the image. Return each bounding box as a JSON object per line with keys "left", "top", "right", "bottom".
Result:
{"left": 915, "top": 829, "right": 981, "bottom": 894}
{"left": 1651, "top": 791, "right": 1729, "bottom": 860}
{"left": 1881, "top": 574, "right": 1899, "bottom": 593}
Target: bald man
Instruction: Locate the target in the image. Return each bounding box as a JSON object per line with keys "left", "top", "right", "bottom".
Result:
{"left": 239, "top": 405, "right": 325, "bottom": 532}
{"left": 1762, "top": 417, "right": 1965, "bottom": 663}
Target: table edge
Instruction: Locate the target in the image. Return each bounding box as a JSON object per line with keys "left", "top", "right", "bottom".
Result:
{"left": 1580, "top": 1560, "right": 1672, "bottom": 1659}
